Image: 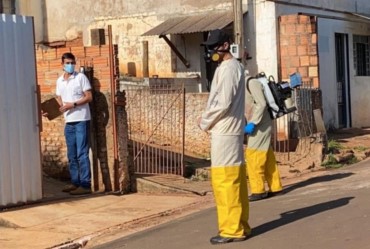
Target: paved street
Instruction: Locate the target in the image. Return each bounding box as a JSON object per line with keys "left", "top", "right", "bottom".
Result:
{"left": 94, "top": 159, "right": 370, "bottom": 249}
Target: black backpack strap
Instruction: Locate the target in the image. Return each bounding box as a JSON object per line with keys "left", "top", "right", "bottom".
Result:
{"left": 246, "top": 77, "right": 255, "bottom": 94}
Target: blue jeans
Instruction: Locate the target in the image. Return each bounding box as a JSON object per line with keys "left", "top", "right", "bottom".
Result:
{"left": 64, "top": 121, "right": 91, "bottom": 188}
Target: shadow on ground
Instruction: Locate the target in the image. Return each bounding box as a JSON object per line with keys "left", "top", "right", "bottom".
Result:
{"left": 251, "top": 197, "right": 354, "bottom": 237}
{"left": 281, "top": 172, "right": 353, "bottom": 195}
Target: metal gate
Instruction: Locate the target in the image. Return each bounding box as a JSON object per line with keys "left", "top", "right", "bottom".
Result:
{"left": 272, "top": 80, "right": 320, "bottom": 162}
{"left": 0, "top": 14, "right": 42, "bottom": 207}
{"left": 124, "top": 84, "right": 185, "bottom": 176}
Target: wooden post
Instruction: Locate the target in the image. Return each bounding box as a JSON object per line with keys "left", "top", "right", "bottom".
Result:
{"left": 233, "top": 0, "right": 245, "bottom": 64}
{"left": 142, "top": 41, "right": 149, "bottom": 77}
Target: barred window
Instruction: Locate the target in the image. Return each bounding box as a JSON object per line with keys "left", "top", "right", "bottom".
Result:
{"left": 0, "top": 0, "right": 15, "bottom": 14}
{"left": 353, "top": 35, "right": 370, "bottom": 76}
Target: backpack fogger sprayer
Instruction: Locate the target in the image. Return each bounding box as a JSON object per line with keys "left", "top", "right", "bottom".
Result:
{"left": 247, "top": 72, "right": 299, "bottom": 119}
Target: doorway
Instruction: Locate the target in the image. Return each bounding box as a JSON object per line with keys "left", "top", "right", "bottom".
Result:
{"left": 334, "top": 33, "right": 351, "bottom": 128}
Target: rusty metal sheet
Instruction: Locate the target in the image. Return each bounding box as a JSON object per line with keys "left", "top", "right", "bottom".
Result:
{"left": 142, "top": 11, "right": 234, "bottom": 36}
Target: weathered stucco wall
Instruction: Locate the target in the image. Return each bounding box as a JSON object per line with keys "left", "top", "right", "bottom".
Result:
{"left": 34, "top": 0, "right": 234, "bottom": 78}
{"left": 269, "top": 0, "right": 370, "bottom": 14}
{"left": 16, "top": 0, "right": 44, "bottom": 43}
{"left": 318, "top": 17, "right": 370, "bottom": 128}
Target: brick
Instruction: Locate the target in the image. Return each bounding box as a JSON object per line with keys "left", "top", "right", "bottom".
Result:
{"left": 299, "top": 35, "right": 309, "bottom": 45}
{"left": 48, "top": 60, "right": 62, "bottom": 71}
{"left": 311, "top": 34, "right": 317, "bottom": 44}
{"left": 296, "top": 24, "right": 307, "bottom": 34}
{"left": 279, "top": 37, "right": 289, "bottom": 46}
{"left": 79, "top": 59, "right": 94, "bottom": 68}
{"left": 297, "top": 67, "right": 308, "bottom": 77}
{"left": 279, "top": 24, "right": 286, "bottom": 35}
{"left": 285, "top": 46, "right": 296, "bottom": 56}
{"left": 309, "top": 66, "right": 318, "bottom": 77}
{"left": 85, "top": 46, "right": 102, "bottom": 57}
{"left": 313, "top": 77, "right": 319, "bottom": 88}
{"left": 298, "top": 15, "right": 310, "bottom": 23}
{"left": 300, "top": 56, "right": 309, "bottom": 66}
{"left": 92, "top": 57, "right": 109, "bottom": 67}
{"left": 285, "top": 15, "right": 299, "bottom": 24}
{"left": 100, "top": 45, "right": 110, "bottom": 55}
{"left": 289, "top": 36, "right": 297, "bottom": 46}
{"left": 297, "top": 45, "right": 307, "bottom": 56}
{"left": 56, "top": 47, "right": 72, "bottom": 58}
{"left": 288, "top": 67, "right": 298, "bottom": 76}
{"left": 70, "top": 46, "right": 86, "bottom": 58}
{"left": 37, "top": 61, "right": 50, "bottom": 71}
{"left": 285, "top": 24, "right": 296, "bottom": 34}
{"left": 42, "top": 49, "right": 57, "bottom": 60}
{"left": 279, "top": 16, "right": 289, "bottom": 24}
{"left": 309, "top": 45, "right": 317, "bottom": 55}
{"left": 308, "top": 56, "right": 317, "bottom": 66}
{"left": 309, "top": 23, "right": 317, "bottom": 33}
{"left": 40, "top": 85, "right": 52, "bottom": 93}
{"left": 289, "top": 56, "right": 300, "bottom": 67}
{"left": 280, "top": 67, "right": 289, "bottom": 79}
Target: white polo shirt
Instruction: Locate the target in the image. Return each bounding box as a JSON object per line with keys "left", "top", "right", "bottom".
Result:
{"left": 56, "top": 72, "right": 92, "bottom": 123}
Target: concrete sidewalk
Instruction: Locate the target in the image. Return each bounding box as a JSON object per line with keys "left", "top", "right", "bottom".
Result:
{"left": 0, "top": 192, "right": 213, "bottom": 249}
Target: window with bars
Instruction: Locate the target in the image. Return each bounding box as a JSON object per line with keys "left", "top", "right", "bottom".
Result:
{"left": 0, "top": 0, "right": 16, "bottom": 14}
{"left": 353, "top": 35, "right": 370, "bottom": 76}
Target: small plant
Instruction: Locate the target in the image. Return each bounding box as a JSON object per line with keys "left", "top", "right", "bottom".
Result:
{"left": 321, "top": 154, "right": 341, "bottom": 168}
{"left": 327, "top": 139, "right": 343, "bottom": 153}
{"left": 353, "top": 145, "right": 369, "bottom": 152}
{"left": 347, "top": 156, "right": 359, "bottom": 165}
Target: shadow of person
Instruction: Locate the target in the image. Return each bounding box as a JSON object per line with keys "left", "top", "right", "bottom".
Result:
{"left": 91, "top": 78, "right": 113, "bottom": 192}
{"left": 251, "top": 197, "right": 354, "bottom": 237}
{"left": 282, "top": 172, "right": 354, "bottom": 195}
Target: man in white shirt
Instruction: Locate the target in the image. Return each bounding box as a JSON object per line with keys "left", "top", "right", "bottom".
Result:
{"left": 56, "top": 52, "right": 93, "bottom": 195}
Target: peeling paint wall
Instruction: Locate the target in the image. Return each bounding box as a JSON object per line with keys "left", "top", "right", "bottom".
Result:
{"left": 31, "top": 0, "right": 235, "bottom": 78}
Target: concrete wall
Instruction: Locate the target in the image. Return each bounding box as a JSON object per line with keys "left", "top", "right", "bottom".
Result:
{"left": 246, "top": 0, "right": 370, "bottom": 80}
{"left": 16, "top": 0, "right": 235, "bottom": 78}
{"left": 16, "top": 0, "right": 44, "bottom": 43}
{"left": 268, "top": 0, "right": 370, "bottom": 14}
{"left": 318, "top": 18, "right": 370, "bottom": 128}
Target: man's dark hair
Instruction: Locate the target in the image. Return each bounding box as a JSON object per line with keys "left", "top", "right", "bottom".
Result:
{"left": 61, "top": 52, "right": 76, "bottom": 62}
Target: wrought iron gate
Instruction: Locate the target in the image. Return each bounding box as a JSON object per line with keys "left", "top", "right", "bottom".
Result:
{"left": 124, "top": 84, "right": 185, "bottom": 176}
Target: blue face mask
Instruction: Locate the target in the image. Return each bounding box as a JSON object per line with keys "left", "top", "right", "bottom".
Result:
{"left": 64, "top": 64, "right": 75, "bottom": 73}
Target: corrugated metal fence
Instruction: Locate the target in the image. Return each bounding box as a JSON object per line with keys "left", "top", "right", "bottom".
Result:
{"left": 0, "top": 14, "right": 42, "bottom": 207}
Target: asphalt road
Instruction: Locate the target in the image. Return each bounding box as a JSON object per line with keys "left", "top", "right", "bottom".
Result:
{"left": 94, "top": 160, "right": 370, "bottom": 249}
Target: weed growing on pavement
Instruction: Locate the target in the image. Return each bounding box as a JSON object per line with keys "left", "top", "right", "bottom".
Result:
{"left": 327, "top": 139, "right": 343, "bottom": 153}
{"left": 321, "top": 154, "right": 342, "bottom": 169}
{"left": 353, "top": 145, "right": 369, "bottom": 152}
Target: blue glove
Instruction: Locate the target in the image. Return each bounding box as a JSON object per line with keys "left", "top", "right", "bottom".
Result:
{"left": 244, "top": 123, "right": 255, "bottom": 135}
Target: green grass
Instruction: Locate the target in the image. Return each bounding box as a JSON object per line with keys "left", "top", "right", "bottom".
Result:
{"left": 327, "top": 139, "right": 343, "bottom": 153}
{"left": 353, "top": 145, "right": 369, "bottom": 152}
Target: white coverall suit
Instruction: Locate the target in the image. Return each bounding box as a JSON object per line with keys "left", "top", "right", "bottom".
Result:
{"left": 199, "top": 58, "right": 251, "bottom": 238}
{"left": 245, "top": 78, "right": 283, "bottom": 194}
